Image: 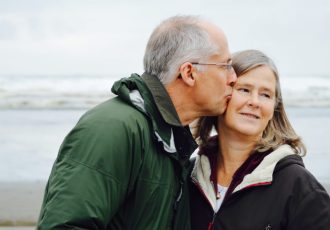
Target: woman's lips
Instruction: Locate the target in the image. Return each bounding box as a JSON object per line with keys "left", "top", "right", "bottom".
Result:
{"left": 240, "top": 112, "right": 260, "bottom": 119}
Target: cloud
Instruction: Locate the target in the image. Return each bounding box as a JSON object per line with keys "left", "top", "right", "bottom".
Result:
{"left": 0, "top": 20, "right": 17, "bottom": 40}
{"left": 0, "top": 0, "right": 329, "bottom": 75}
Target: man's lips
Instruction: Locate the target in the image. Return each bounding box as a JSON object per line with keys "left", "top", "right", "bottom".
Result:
{"left": 225, "top": 94, "right": 232, "bottom": 103}
{"left": 240, "top": 112, "right": 260, "bottom": 119}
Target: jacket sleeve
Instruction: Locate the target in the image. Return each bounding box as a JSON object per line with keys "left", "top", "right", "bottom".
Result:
{"left": 37, "top": 114, "right": 145, "bottom": 229}
{"left": 287, "top": 187, "right": 330, "bottom": 230}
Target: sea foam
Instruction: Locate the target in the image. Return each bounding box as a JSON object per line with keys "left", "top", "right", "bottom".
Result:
{"left": 1, "top": 74, "right": 330, "bottom": 109}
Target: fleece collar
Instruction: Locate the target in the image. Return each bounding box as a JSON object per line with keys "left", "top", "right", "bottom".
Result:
{"left": 191, "top": 144, "right": 296, "bottom": 211}
{"left": 191, "top": 153, "right": 218, "bottom": 211}
{"left": 233, "top": 145, "right": 295, "bottom": 192}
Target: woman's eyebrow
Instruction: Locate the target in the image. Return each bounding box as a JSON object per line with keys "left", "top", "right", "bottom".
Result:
{"left": 234, "top": 83, "right": 253, "bottom": 88}
{"left": 260, "top": 87, "right": 275, "bottom": 93}
{"left": 235, "top": 83, "right": 275, "bottom": 93}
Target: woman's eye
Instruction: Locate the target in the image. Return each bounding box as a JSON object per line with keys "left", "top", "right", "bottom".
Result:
{"left": 261, "top": 93, "right": 271, "bottom": 98}
{"left": 238, "top": 88, "right": 249, "bottom": 93}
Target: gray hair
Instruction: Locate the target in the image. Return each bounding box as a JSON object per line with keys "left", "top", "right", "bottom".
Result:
{"left": 232, "top": 50, "right": 305, "bottom": 155}
{"left": 195, "top": 50, "right": 306, "bottom": 156}
{"left": 232, "top": 50, "right": 281, "bottom": 107}
{"left": 143, "top": 15, "right": 219, "bottom": 85}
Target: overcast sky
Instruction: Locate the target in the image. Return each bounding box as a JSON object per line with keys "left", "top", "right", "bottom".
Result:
{"left": 0, "top": 0, "right": 329, "bottom": 76}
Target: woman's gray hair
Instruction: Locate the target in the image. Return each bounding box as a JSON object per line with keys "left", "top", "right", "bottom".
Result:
{"left": 143, "top": 15, "right": 219, "bottom": 85}
{"left": 194, "top": 49, "right": 306, "bottom": 156}
{"left": 232, "top": 50, "right": 281, "bottom": 108}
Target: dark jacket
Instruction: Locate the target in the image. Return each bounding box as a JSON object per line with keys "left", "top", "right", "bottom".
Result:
{"left": 37, "top": 73, "right": 197, "bottom": 230}
{"left": 190, "top": 144, "right": 330, "bottom": 230}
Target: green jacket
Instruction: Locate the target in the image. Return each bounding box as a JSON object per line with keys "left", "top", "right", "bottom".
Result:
{"left": 37, "top": 73, "right": 197, "bottom": 230}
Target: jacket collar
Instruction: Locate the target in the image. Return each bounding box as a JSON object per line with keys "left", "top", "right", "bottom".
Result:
{"left": 233, "top": 145, "right": 295, "bottom": 193}
{"left": 111, "top": 73, "right": 173, "bottom": 149}
{"left": 111, "top": 73, "right": 197, "bottom": 160}
{"left": 191, "top": 144, "right": 296, "bottom": 211}
{"left": 141, "top": 72, "right": 182, "bottom": 127}
{"left": 142, "top": 73, "right": 198, "bottom": 160}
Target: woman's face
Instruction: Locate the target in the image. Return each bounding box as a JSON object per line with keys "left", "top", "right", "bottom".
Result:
{"left": 219, "top": 65, "right": 276, "bottom": 138}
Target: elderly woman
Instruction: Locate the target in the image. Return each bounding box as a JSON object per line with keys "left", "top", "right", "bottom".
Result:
{"left": 189, "top": 50, "right": 330, "bottom": 230}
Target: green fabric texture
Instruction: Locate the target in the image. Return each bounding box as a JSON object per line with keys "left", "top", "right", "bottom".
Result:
{"left": 37, "top": 73, "right": 197, "bottom": 230}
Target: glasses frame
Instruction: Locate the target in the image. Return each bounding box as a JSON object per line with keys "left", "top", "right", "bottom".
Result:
{"left": 191, "top": 62, "right": 233, "bottom": 71}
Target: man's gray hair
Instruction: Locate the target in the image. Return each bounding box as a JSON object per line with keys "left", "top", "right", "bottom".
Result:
{"left": 143, "top": 15, "right": 219, "bottom": 85}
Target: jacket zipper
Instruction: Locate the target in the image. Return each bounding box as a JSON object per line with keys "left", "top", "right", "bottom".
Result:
{"left": 173, "top": 180, "right": 184, "bottom": 210}
{"left": 208, "top": 212, "right": 217, "bottom": 230}
{"left": 191, "top": 178, "right": 217, "bottom": 229}
{"left": 171, "top": 179, "right": 184, "bottom": 229}
{"left": 192, "top": 178, "right": 271, "bottom": 229}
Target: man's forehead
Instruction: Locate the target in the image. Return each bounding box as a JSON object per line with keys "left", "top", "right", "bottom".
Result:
{"left": 210, "top": 53, "right": 232, "bottom": 62}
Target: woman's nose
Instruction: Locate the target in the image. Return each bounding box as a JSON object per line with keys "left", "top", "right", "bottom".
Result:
{"left": 247, "top": 93, "right": 260, "bottom": 108}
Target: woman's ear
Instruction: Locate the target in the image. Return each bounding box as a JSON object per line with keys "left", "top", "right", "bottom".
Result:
{"left": 179, "top": 62, "right": 196, "bottom": 87}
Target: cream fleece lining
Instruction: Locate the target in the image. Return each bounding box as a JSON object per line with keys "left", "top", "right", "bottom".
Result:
{"left": 233, "top": 144, "right": 295, "bottom": 193}
{"left": 191, "top": 153, "right": 217, "bottom": 211}
{"left": 191, "top": 144, "right": 296, "bottom": 211}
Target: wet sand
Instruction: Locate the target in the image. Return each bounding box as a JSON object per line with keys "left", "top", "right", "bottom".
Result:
{"left": 0, "top": 181, "right": 45, "bottom": 227}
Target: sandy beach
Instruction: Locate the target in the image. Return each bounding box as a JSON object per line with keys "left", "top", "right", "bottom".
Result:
{"left": 0, "top": 228, "right": 34, "bottom": 230}
{"left": 0, "top": 181, "right": 44, "bottom": 227}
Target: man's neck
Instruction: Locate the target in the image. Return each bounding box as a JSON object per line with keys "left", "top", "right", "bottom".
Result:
{"left": 165, "top": 79, "right": 211, "bottom": 126}
{"left": 165, "top": 83, "right": 197, "bottom": 126}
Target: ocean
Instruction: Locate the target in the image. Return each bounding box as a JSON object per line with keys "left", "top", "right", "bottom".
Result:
{"left": 1, "top": 74, "right": 330, "bottom": 227}
{"left": 1, "top": 74, "right": 330, "bottom": 109}
{"left": 1, "top": 74, "right": 330, "bottom": 184}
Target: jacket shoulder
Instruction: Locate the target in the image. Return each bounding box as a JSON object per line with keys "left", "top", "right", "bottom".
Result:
{"left": 58, "top": 97, "right": 152, "bottom": 169}
{"left": 82, "top": 97, "right": 149, "bottom": 125}
{"left": 275, "top": 155, "right": 325, "bottom": 192}
{"left": 276, "top": 156, "right": 330, "bottom": 229}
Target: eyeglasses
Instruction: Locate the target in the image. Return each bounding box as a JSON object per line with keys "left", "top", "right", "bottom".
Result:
{"left": 191, "top": 62, "right": 233, "bottom": 71}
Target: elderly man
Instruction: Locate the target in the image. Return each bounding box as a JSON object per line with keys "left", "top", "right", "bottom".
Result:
{"left": 37, "top": 15, "right": 236, "bottom": 230}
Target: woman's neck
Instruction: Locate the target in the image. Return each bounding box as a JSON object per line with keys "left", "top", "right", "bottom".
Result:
{"left": 217, "top": 131, "right": 258, "bottom": 186}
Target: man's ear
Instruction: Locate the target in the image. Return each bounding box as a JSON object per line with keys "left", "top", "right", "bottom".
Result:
{"left": 179, "top": 62, "right": 196, "bottom": 87}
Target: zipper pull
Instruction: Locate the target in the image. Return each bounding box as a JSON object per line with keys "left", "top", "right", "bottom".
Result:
{"left": 207, "top": 212, "right": 216, "bottom": 230}
{"left": 265, "top": 224, "right": 272, "bottom": 230}
{"left": 173, "top": 180, "right": 183, "bottom": 210}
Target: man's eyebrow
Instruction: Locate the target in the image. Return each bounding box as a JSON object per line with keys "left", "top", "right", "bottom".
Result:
{"left": 227, "top": 58, "right": 232, "bottom": 63}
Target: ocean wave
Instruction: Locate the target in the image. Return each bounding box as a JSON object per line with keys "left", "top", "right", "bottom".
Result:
{"left": 0, "top": 74, "right": 116, "bottom": 109}
{"left": 0, "top": 94, "right": 111, "bottom": 109}
{"left": 281, "top": 76, "right": 330, "bottom": 107}
{"left": 1, "top": 74, "right": 330, "bottom": 109}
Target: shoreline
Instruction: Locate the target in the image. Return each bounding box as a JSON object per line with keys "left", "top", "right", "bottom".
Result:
{"left": 0, "top": 180, "right": 329, "bottom": 227}
{"left": 0, "top": 181, "right": 45, "bottom": 226}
